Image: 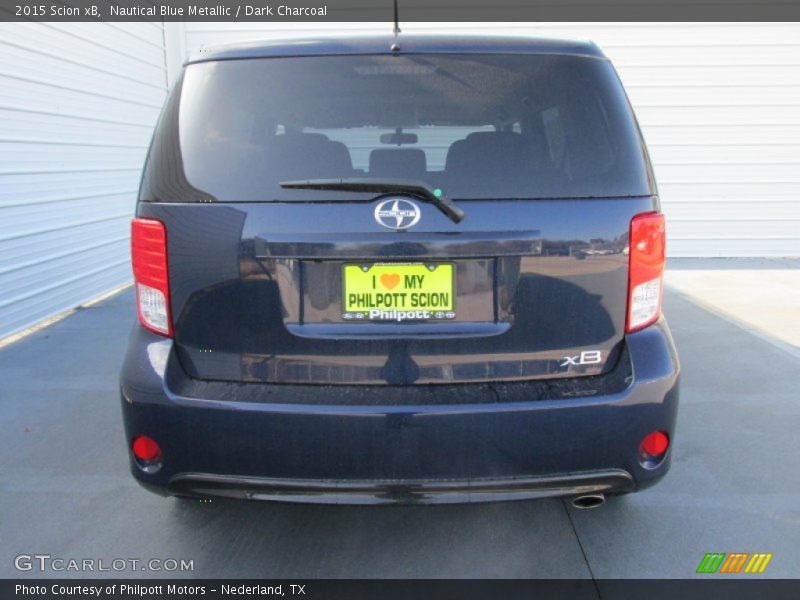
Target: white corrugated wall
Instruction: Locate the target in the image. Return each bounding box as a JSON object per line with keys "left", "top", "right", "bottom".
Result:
{"left": 1, "top": 22, "right": 798, "bottom": 338}
{"left": 180, "top": 22, "right": 800, "bottom": 258}
{"left": 0, "top": 23, "right": 169, "bottom": 339}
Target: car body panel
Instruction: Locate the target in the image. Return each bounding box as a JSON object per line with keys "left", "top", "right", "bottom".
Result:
{"left": 137, "top": 196, "right": 653, "bottom": 385}
{"left": 121, "top": 35, "right": 679, "bottom": 502}
{"left": 121, "top": 317, "right": 678, "bottom": 502}
{"left": 185, "top": 35, "right": 607, "bottom": 64}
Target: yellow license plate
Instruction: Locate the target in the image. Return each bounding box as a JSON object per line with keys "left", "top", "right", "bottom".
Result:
{"left": 342, "top": 263, "right": 455, "bottom": 322}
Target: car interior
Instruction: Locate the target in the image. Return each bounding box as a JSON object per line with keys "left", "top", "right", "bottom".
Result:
{"left": 177, "top": 54, "right": 638, "bottom": 200}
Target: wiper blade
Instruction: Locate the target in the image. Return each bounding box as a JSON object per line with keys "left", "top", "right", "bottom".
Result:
{"left": 280, "top": 178, "right": 465, "bottom": 224}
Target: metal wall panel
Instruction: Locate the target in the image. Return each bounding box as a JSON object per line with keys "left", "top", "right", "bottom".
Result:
{"left": 1, "top": 22, "right": 798, "bottom": 338}
{"left": 182, "top": 22, "right": 800, "bottom": 258}
{"left": 0, "top": 22, "right": 168, "bottom": 338}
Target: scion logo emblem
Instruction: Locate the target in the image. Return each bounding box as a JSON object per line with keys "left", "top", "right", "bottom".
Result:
{"left": 374, "top": 198, "right": 421, "bottom": 230}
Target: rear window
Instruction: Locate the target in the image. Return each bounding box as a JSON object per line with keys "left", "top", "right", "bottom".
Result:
{"left": 140, "top": 54, "right": 653, "bottom": 202}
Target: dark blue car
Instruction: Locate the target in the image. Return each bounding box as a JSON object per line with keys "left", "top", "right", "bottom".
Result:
{"left": 121, "top": 35, "right": 679, "bottom": 507}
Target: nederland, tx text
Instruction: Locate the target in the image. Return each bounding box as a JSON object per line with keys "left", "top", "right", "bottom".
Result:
{"left": 15, "top": 584, "right": 306, "bottom": 596}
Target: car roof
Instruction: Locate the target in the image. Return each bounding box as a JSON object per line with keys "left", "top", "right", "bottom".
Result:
{"left": 185, "top": 34, "right": 605, "bottom": 65}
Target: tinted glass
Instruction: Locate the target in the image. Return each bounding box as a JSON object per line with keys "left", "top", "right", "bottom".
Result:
{"left": 140, "top": 54, "right": 653, "bottom": 202}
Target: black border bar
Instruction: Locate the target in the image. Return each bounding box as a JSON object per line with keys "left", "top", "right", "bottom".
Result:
{"left": 5, "top": 579, "right": 800, "bottom": 600}
{"left": 3, "top": 0, "right": 800, "bottom": 22}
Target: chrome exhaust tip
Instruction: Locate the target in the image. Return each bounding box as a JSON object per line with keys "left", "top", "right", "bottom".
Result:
{"left": 571, "top": 493, "right": 605, "bottom": 509}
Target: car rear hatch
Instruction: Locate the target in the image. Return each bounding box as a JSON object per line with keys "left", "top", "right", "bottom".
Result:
{"left": 136, "top": 49, "right": 657, "bottom": 386}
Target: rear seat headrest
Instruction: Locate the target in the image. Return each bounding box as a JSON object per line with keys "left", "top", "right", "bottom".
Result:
{"left": 445, "top": 131, "right": 529, "bottom": 175}
{"left": 443, "top": 130, "right": 535, "bottom": 195}
{"left": 266, "top": 133, "right": 353, "bottom": 179}
{"left": 369, "top": 148, "right": 427, "bottom": 179}
{"left": 466, "top": 131, "right": 523, "bottom": 142}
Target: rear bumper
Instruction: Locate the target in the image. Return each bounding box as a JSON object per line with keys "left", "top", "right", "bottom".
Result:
{"left": 120, "top": 317, "right": 680, "bottom": 504}
{"left": 166, "top": 470, "right": 634, "bottom": 505}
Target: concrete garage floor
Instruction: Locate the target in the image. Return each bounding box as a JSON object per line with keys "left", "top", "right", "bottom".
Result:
{"left": 1, "top": 260, "right": 799, "bottom": 580}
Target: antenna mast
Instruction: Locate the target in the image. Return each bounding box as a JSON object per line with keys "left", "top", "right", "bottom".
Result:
{"left": 393, "top": 0, "right": 401, "bottom": 38}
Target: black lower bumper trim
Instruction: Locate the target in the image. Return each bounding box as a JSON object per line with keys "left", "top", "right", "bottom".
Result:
{"left": 168, "top": 469, "right": 635, "bottom": 505}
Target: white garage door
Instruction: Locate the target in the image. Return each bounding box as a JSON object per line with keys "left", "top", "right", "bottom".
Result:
{"left": 0, "top": 23, "right": 168, "bottom": 339}
{"left": 180, "top": 22, "right": 800, "bottom": 258}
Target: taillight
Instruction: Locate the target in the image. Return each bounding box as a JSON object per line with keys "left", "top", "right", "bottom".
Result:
{"left": 131, "top": 435, "right": 163, "bottom": 473}
{"left": 132, "top": 435, "right": 162, "bottom": 462}
{"left": 626, "top": 212, "right": 666, "bottom": 333}
{"left": 638, "top": 430, "right": 670, "bottom": 469}
{"left": 131, "top": 218, "right": 172, "bottom": 337}
{"left": 640, "top": 431, "right": 670, "bottom": 457}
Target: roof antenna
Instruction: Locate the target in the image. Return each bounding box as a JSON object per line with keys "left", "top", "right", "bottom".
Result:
{"left": 391, "top": 0, "right": 401, "bottom": 52}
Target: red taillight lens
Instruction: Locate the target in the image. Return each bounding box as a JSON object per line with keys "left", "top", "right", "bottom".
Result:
{"left": 131, "top": 218, "right": 172, "bottom": 336}
{"left": 626, "top": 212, "right": 666, "bottom": 333}
{"left": 132, "top": 435, "right": 162, "bottom": 462}
{"left": 640, "top": 430, "right": 670, "bottom": 457}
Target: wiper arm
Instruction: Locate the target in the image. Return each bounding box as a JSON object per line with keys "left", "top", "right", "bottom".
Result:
{"left": 279, "top": 178, "right": 465, "bottom": 224}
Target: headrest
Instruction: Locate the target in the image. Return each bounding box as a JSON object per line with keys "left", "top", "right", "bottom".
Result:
{"left": 369, "top": 148, "right": 427, "bottom": 179}
{"left": 445, "top": 131, "right": 528, "bottom": 174}
{"left": 268, "top": 133, "right": 353, "bottom": 179}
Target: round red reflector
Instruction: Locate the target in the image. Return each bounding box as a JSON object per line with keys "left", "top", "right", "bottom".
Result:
{"left": 641, "top": 431, "right": 669, "bottom": 456}
{"left": 132, "top": 435, "right": 161, "bottom": 462}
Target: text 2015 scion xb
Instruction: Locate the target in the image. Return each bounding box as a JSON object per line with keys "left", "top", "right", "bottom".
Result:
{"left": 121, "top": 35, "right": 679, "bottom": 506}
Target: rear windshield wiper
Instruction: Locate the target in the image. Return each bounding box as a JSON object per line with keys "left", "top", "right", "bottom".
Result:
{"left": 280, "top": 178, "right": 465, "bottom": 224}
